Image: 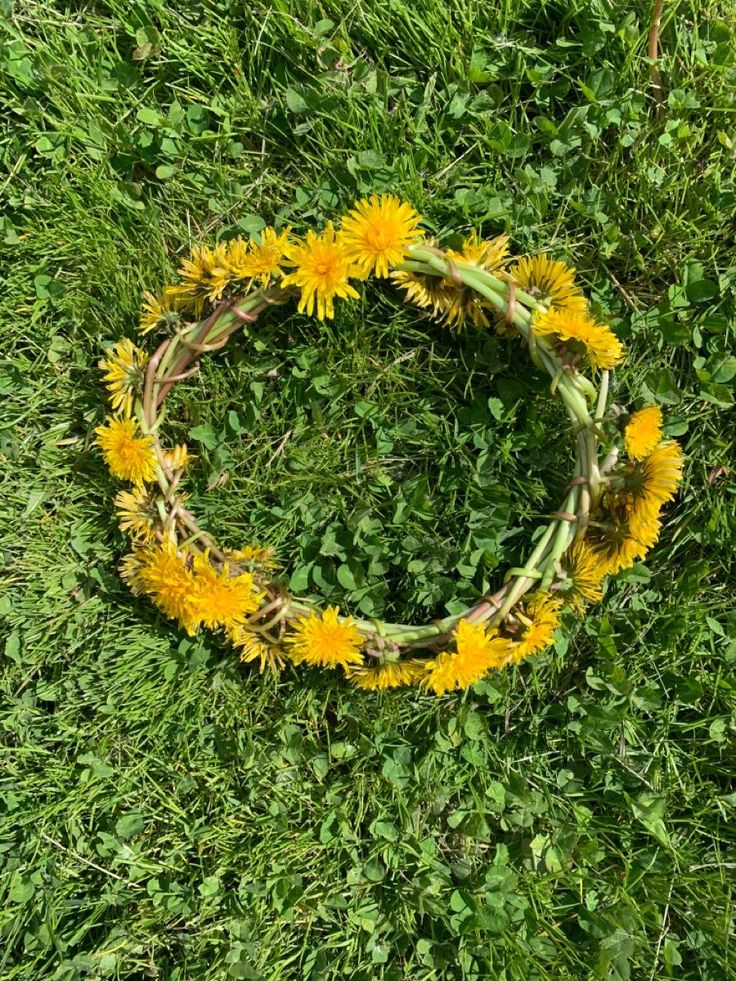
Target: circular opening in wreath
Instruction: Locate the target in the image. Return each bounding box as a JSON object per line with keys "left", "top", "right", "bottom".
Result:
{"left": 166, "top": 298, "right": 570, "bottom": 624}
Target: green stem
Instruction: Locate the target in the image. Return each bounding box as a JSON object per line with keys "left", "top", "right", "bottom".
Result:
{"left": 486, "top": 521, "right": 559, "bottom": 625}
{"left": 595, "top": 369, "right": 610, "bottom": 422}
{"left": 538, "top": 489, "right": 578, "bottom": 592}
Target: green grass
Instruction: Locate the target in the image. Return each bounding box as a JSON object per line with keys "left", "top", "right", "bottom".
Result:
{"left": 2, "top": 1, "right": 736, "bottom": 978}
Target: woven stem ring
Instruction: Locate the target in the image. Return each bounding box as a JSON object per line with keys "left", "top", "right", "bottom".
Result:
{"left": 96, "top": 197, "right": 684, "bottom": 694}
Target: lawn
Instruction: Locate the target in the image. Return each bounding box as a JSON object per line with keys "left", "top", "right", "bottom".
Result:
{"left": 1, "top": 1, "right": 735, "bottom": 978}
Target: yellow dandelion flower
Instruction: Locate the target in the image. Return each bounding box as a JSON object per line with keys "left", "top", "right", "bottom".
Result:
{"left": 587, "top": 505, "right": 661, "bottom": 576}
{"left": 340, "top": 195, "right": 422, "bottom": 279}
{"left": 391, "top": 267, "right": 458, "bottom": 321}
{"left": 119, "top": 551, "right": 146, "bottom": 595}
{"left": 174, "top": 242, "right": 234, "bottom": 313}
{"left": 162, "top": 444, "right": 191, "bottom": 472}
{"left": 635, "top": 440, "right": 684, "bottom": 506}
{"left": 593, "top": 530, "right": 656, "bottom": 575}
{"left": 423, "top": 620, "right": 512, "bottom": 696}
{"left": 624, "top": 406, "right": 663, "bottom": 461}
{"left": 129, "top": 541, "right": 201, "bottom": 634}
{"left": 191, "top": 554, "right": 264, "bottom": 630}
{"left": 98, "top": 338, "right": 148, "bottom": 418}
{"left": 281, "top": 222, "right": 360, "bottom": 320}
{"left": 346, "top": 657, "right": 426, "bottom": 691}
{"left": 163, "top": 283, "right": 200, "bottom": 315}
{"left": 95, "top": 417, "right": 159, "bottom": 485}
{"left": 391, "top": 234, "right": 507, "bottom": 330}
{"left": 510, "top": 254, "right": 587, "bottom": 314}
{"left": 443, "top": 233, "right": 509, "bottom": 330}
{"left": 227, "top": 624, "right": 285, "bottom": 674}
{"left": 227, "top": 227, "right": 291, "bottom": 284}
{"left": 221, "top": 237, "right": 250, "bottom": 281}
{"left": 533, "top": 308, "right": 625, "bottom": 370}
{"left": 447, "top": 231, "right": 510, "bottom": 273}
{"left": 139, "top": 289, "right": 186, "bottom": 335}
{"left": 560, "top": 540, "right": 606, "bottom": 611}
{"left": 506, "top": 594, "right": 562, "bottom": 663}
{"left": 115, "top": 487, "right": 158, "bottom": 543}
{"left": 444, "top": 233, "right": 512, "bottom": 332}
{"left": 443, "top": 290, "right": 491, "bottom": 330}
{"left": 286, "top": 605, "right": 364, "bottom": 669}
{"left": 225, "top": 544, "right": 279, "bottom": 571}
{"left": 613, "top": 439, "right": 682, "bottom": 548}
{"left": 626, "top": 496, "right": 663, "bottom": 548}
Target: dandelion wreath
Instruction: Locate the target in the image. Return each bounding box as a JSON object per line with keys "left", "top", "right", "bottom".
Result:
{"left": 96, "top": 196, "right": 684, "bottom": 695}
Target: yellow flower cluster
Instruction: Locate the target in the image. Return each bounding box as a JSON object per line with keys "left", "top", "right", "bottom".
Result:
{"left": 584, "top": 434, "right": 685, "bottom": 577}
{"left": 391, "top": 239, "right": 627, "bottom": 375}
{"left": 280, "top": 196, "right": 423, "bottom": 318}
{"left": 165, "top": 228, "right": 293, "bottom": 314}
{"left": 423, "top": 620, "right": 513, "bottom": 695}
{"left": 139, "top": 196, "right": 423, "bottom": 327}
{"left": 122, "top": 542, "right": 263, "bottom": 637}
{"left": 501, "top": 255, "right": 628, "bottom": 371}
{"left": 415, "top": 598, "right": 563, "bottom": 696}
{"left": 133, "top": 195, "right": 630, "bottom": 380}
{"left": 95, "top": 329, "right": 197, "bottom": 550}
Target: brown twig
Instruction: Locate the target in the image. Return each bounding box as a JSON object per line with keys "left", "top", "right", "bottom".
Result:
{"left": 230, "top": 303, "right": 261, "bottom": 323}
{"left": 446, "top": 258, "right": 463, "bottom": 286}
{"left": 550, "top": 511, "right": 577, "bottom": 522}
{"left": 463, "top": 585, "right": 509, "bottom": 626}
{"left": 142, "top": 337, "right": 171, "bottom": 431}
{"left": 649, "top": 0, "right": 664, "bottom": 101}
{"left": 153, "top": 365, "right": 200, "bottom": 385}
